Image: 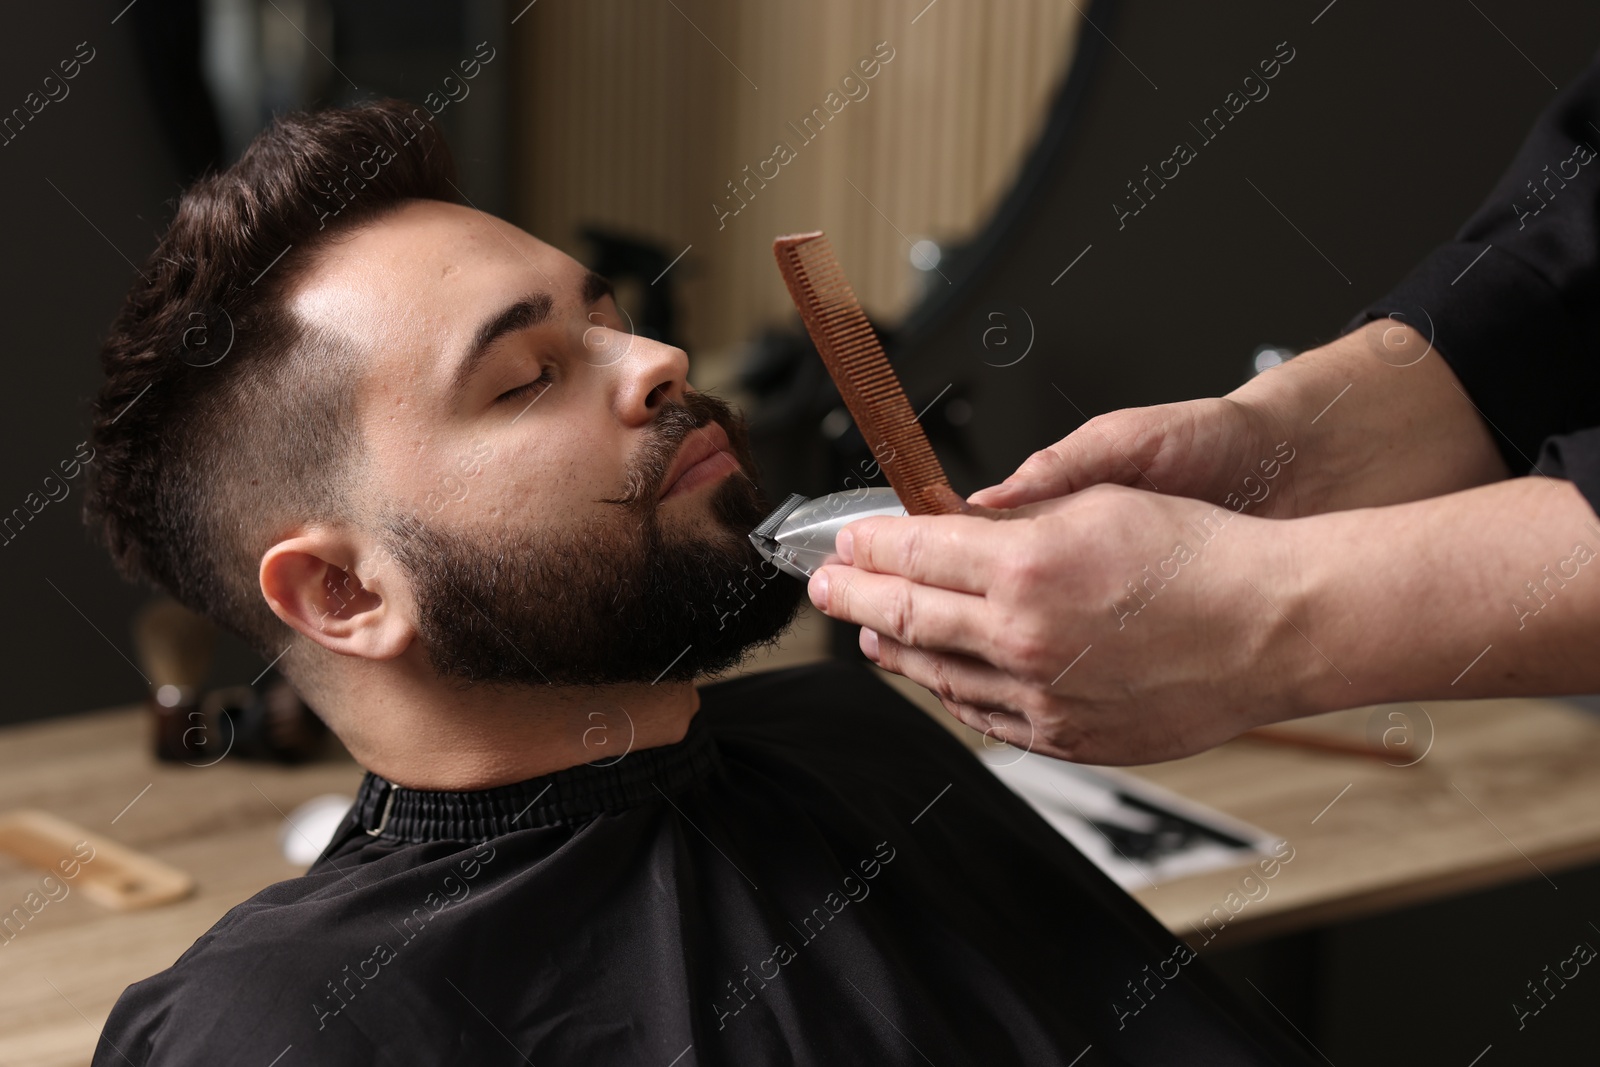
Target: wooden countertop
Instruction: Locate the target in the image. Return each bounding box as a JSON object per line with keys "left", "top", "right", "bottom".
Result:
{"left": 872, "top": 670, "right": 1600, "bottom": 943}
{"left": 0, "top": 705, "right": 365, "bottom": 1067}
{"left": 1123, "top": 698, "right": 1600, "bottom": 947}
{"left": 5, "top": 687, "right": 1599, "bottom": 1066}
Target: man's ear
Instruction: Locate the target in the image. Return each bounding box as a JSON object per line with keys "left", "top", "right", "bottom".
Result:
{"left": 260, "top": 530, "right": 414, "bottom": 660}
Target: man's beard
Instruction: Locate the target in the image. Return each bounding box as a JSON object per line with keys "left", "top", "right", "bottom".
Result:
{"left": 381, "top": 392, "right": 805, "bottom": 688}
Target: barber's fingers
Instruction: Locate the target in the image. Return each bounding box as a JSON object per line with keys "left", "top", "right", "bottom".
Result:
{"left": 811, "top": 565, "right": 993, "bottom": 657}
{"left": 968, "top": 406, "right": 1178, "bottom": 509}
{"left": 866, "top": 631, "right": 1106, "bottom": 760}
{"left": 966, "top": 459, "right": 1072, "bottom": 509}
{"left": 837, "top": 513, "right": 1012, "bottom": 594}
{"left": 926, "top": 690, "right": 1037, "bottom": 751}
{"left": 965, "top": 433, "right": 1114, "bottom": 509}
{"left": 861, "top": 629, "right": 1044, "bottom": 741}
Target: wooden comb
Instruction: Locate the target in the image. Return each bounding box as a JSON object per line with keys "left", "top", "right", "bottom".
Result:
{"left": 773, "top": 232, "right": 967, "bottom": 516}
{"left": 0, "top": 809, "right": 194, "bottom": 911}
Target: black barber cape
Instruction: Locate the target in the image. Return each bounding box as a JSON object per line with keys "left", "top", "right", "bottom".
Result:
{"left": 97, "top": 662, "right": 1311, "bottom": 1066}
{"left": 1348, "top": 48, "right": 1600, "bottom": 512}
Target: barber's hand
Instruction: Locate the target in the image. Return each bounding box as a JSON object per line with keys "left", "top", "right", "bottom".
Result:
{"left": 967, "top": 397, "right": 1303, "bottom": 518}
{"left": 807, "top": 484, "right": 1311, "bottom": 765}
{"left": 970, "top": 320, "right": 1511, "bottom": 519}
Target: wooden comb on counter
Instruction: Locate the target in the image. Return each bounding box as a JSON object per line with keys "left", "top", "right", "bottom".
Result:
{"left": 0, "top": 809, "right": 193, "bottom": 911}
{"left": 773, "top": 231, "right": 969, "bottom": 516}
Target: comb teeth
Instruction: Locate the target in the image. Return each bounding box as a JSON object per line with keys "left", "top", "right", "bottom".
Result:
{"left": 772, "top": 232, "right": 964, "bottom": 517}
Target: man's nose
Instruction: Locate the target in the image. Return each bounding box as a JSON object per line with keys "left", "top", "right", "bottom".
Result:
{"left": 604, "top": 331, "right": 690, "bottom": 425}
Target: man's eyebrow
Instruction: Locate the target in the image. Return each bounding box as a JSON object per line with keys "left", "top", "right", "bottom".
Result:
{"left": 450, "top": 293, "right": 554, "bottom": 402}
{"left": 449, "top": 274, "right": 616, "bottom": 404}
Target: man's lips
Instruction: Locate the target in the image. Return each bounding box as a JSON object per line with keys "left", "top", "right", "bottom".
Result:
{"left": 659, "top": 421, "right": 738, "bottom": 500}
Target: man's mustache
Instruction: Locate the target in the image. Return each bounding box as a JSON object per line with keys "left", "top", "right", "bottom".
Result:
{"left": 601, "top": 392, "right": 751, "bottom": 509}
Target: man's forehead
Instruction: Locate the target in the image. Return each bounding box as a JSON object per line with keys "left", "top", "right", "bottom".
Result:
{"left": 288, "top": 200, "right": 577, "bottom": 347}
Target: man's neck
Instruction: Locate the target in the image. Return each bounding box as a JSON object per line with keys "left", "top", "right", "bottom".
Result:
{"left": 317, "top": 651, "right": 702, "bottom": 790}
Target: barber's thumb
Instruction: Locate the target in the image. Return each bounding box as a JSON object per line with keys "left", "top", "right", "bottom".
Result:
{"left": 957, "top": 498, "right": 1009, "bottom": 520}
{"left": 967, "top": 481, "right": 1021, "bottom": 507}
{"left": 970, "top": 448, "right": 1079, "bottom": 508}
{"left": 968, "top": 474, "right": 1047, "bottom": 509}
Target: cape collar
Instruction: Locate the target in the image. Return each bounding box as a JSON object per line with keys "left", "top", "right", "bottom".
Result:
{"left": 350, "top": 715, "right": 719, "bottom": 843}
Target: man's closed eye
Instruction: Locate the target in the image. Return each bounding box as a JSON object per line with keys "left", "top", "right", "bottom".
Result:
{"left": 496, "top": 367, "right": 554, "bottom": 404}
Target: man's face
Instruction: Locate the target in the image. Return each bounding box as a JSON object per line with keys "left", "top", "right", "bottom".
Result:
{"left": 290, "top": 199, "right": 802, "bottom": 686}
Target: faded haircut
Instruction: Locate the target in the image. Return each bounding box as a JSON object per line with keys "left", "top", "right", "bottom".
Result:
{"left": 83, "top": 99, "right": 460, "bottom": 661}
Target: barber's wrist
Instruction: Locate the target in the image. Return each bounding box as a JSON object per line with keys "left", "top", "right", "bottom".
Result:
{"left": 1229, "top": 321, "right": 1507, "bottom": 517}
{"left": 1281, "top": 487, "right": 1497, "bottom": 716}
{"left": 1271, "top": 508, "right": 1381, "bottom": 717}
{"left": 1230, "top": 494, "right": 1448, "bottom": 721}
{"left": 1223, "top": 327, "right": 1368, "bottom": 519}
{"left": 1222, "top": 509, "right": 1346, "bottom": 722}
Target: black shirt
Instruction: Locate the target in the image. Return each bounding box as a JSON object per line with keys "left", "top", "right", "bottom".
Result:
{"left": 1347, "top": 50, "right": 1600, "bottom": 512}
{"left": 95, "top": 661, "right": 1311, "bottom": 1066}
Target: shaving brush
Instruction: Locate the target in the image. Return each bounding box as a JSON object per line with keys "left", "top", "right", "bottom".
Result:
{"left": 131, "top": 597, "right": 217, "bottom": 761}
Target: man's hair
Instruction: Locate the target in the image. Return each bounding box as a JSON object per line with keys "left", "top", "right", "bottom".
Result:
{"left": 84, "top": 99, "right": 460, "bottom": 661}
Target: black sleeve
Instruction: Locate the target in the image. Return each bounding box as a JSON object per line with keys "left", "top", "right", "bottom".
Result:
{"left": 1343, "top": 49, "right": 1600, "bottom": 512}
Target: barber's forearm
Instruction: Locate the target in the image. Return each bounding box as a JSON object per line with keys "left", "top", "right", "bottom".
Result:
{"left": 1287, "top": 476, "right": 1600, "bottom": 714}
{"left": 1230, "top": 320, "right": 1510, "bottom": 515}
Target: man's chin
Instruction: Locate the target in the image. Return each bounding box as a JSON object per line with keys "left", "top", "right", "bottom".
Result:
{"left": 657, "top": 506, "right": 752, "bottom": 558}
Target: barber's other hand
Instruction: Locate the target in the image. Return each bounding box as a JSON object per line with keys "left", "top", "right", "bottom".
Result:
{"left": 967, "top": 397, "right": 1301, "bottom": 517}
{"left": 808, "top": 485, "right": 1313, "bottom": 765}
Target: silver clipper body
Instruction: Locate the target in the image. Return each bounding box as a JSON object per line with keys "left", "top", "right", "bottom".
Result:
{"left": 748, "top": 487, "right": 907, "bottom": 580}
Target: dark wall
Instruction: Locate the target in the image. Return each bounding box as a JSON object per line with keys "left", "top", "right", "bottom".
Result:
{"left": 899, "top": 0, "right": 1600, "bottom": 493}
{"left": 0, "top": 5, "right": 184, "bottom": 724}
